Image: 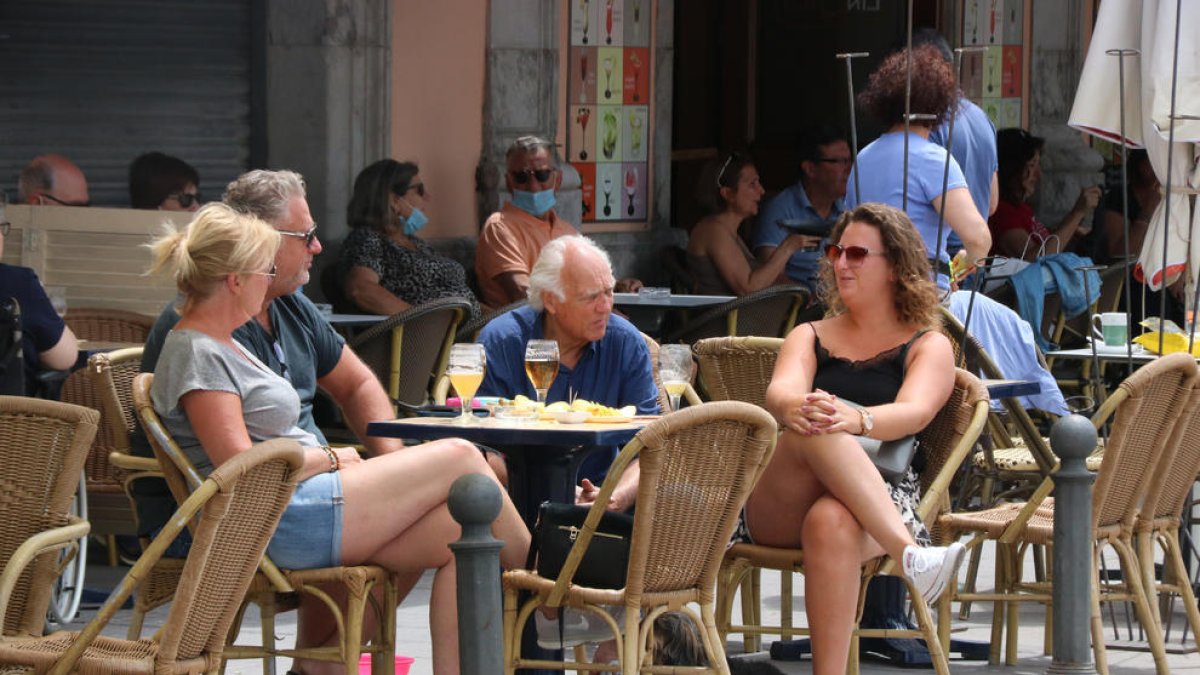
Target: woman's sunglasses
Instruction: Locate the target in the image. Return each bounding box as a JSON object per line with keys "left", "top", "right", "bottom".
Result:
{"left": 824, "top": 243, "right": 883, "bottom": 267}
{"left": 169, "top": 192, "right": 202, "bottom": 208}
{"left": 509, "top": 168, "right": 557, "bottom": 185}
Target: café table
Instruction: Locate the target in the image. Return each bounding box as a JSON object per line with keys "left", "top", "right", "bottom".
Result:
{"left": 326, "top": 313, "right": 387, "bottom": 327}
{"left": 612, "top": 292, "right": 733, "bottom": 336}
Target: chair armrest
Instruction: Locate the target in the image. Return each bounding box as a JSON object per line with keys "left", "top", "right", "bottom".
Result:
{"left": 682, "top": 383, "right": 703, "bottom": 408}
{"left": 432, "top": 374, "right": 450, "bottom": 405}
{"left": 0, "top": 517, "right": 90, "bottom": 622}
{"left": 108, "top": 452, "right": 160, "bottom": 473}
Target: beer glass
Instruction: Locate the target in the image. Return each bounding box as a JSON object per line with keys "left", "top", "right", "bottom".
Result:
{"left": 524, "top": 339, "right": 560, "bottom": 404}
{"left": 447, "top": 344, "right": 486, "bottom": 424}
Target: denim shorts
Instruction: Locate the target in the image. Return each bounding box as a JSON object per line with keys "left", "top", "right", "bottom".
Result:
{"left": 266, "top": 471, "right": 344, "bottom": 569}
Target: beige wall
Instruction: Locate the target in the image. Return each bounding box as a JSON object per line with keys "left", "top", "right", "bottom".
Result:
{"left": 390, "top": 0, "right": 487, "bottom": 239}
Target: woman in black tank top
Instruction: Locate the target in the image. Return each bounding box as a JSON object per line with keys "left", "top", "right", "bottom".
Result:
{"left": 739, "top": 203, "right": 966, "bottom": 675}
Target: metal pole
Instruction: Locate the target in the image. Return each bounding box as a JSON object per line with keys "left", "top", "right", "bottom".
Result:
{"left": 1156, "top": 0, "right": 1183, "bottom": 357}
{"left": 1077, "top": 264, "right": 1106, "bottom": 408}
{"left": 1045, "top": 415, "right": 1099, "bottom": 674}
{"left": 448, "top": 473, "right": 505, "bottom": 675}
{"left": 902, "top": 0, "right": 913, "bottom": 210}
{"left": 1175, "top": 111, "right": 1200, "bottom": 354}
{"left": 836, "top": 51, "right": 869, "bottom": 203}
{"left": 1105, "top": 47, "right": 1139, "bottom": 371}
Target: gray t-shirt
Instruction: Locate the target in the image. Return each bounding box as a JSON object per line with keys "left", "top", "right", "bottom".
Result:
{"left": 152, "top": 329, "right": 318, "bottom": 477}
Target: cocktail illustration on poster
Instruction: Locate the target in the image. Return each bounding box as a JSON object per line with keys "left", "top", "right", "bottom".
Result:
{"left": 602, "top": 0, "right": 623, "bottom": 46}
{"left": 597, "top": 47, "right": 623, "bottom": 104}
{"left": 623, "top": 47, "right": 649, "bottom": 104}
{"left": 573, "top": 106, "right": 595, "bottom": 161}
{"left": 570, "top": 47, "right": 595, "bottom": 104}
{"left": 621, "top": 163, "right": 646, "bottom": 219}
{"left": 596, "top": 105, "right": 622, "bottom": 162}
{"left": 623, "top": 106, "right": 647, "bottom": 161}
{"left": 571, "top": 0, "right": 597, "bottom": 46}
{"left": 624, "top": 0, "right": 648, "bottom": 47}
{"left": 594, "top": 162, "right": 622, "bottom": 219}
{"left": 573, "top": 161, "right": 597, "bottom": 220}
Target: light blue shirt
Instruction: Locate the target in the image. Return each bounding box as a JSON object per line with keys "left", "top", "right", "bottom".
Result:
{"left": 930, "top": 99, "right": 998, "bottom": 248}
{"left": 752, "top": 182, "right": 844, "bottom": 288}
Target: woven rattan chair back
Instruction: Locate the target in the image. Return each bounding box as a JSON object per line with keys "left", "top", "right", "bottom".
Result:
{"left": 0, "top": 397, "right": 98, "bottom": 636}
{"left": 693, "top": 336, "right": 784, "bottom": 407}
{"left": 64, "top": 307, "right": 154, "bottom": 343}
{"left": 1090, "top": 352, "right": 1199, "bottom": 533}
{"left": 131, "top": 373, "right": 204, "bottom": 508}
{"left": 915, "top": 370, "right": 991, "bottom": 518}
{"left": 349, "top": 296, "right": 472, "bottom": 407}
{"left": 455, "top": 299, "right": 526, "bottom": 343}
{"left": 0, "top": 439, "right": 303, "bottom": 673}
{"left": 663, "top": 285, "right": 809, "bottom": 344}
{"left": 1140, "top": 381, "right": 1200, "bottom": 531}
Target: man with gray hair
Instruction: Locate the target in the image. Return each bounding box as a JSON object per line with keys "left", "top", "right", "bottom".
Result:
{"left": 475, "top": 135, "right": 580, "bottom": 307}
{"left": 477, "top": 234, "right": 658, "bottom": 510}
{"left": 18, "top": 154, "right": 91, "bottom": 206}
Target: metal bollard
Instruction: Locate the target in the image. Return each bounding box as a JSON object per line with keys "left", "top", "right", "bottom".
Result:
{"left": 448, "top": 473, "right": 505, "bottom": 675}
{"left": 1046, "top": 415, "right": 1099, "bottom": 674}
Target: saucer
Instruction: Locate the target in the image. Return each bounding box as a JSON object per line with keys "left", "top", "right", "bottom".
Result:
{"left": 1087, "top": 340, "right": 1144, "bottom": 355}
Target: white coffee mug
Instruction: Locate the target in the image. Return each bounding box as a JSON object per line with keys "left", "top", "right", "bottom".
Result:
{"left": 1091, "top": 312, "right": 1128, "bottom": 347}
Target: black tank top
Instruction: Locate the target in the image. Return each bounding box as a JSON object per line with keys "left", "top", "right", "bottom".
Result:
{"left": 811, "top": 327, "right": 927, "bottom": 407}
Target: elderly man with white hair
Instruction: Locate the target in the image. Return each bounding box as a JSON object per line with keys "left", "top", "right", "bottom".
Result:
{"left": 477, "top": 234, "right": 659, "bottom": 511}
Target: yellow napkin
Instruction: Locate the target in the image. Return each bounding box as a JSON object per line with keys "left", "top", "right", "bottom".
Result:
{"left": 1133, "top": 331, "right": 1200, "bottom": 356}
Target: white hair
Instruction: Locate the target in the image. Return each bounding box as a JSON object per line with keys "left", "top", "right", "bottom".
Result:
{"left": 527, "top": 235, "right": 613, "bottom": 311}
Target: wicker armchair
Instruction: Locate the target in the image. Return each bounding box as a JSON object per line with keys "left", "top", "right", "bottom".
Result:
{"left": 715, "top": 370, "right": 991, "bottom": 675}
{"left": 0, "top": 397, "right": 98, "bottom": 638}
{"left": 132, "top": 373, "right": 399, "bottom": 674}
{"left": 0, "top": 438, "right": 304, "bottom": 674}
{"left": 692, "top": 336, "right": 783, "bottom": 406}
{"left": 662, "top": 285, "right": 809, "bottom": 344}
{"left": 64, "top": 307, "right": 154, "bottom": 344}
{"left": 349, "top": 296, "right": 472, "bottom": 409}
{"left": 502, "top": 401, "right": 779, "bottom": 674}
{"left": 937, "top": 352, "right": 1199, "bottom": 671}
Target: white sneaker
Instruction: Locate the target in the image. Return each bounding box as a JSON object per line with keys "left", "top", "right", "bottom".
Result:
{"left": 534, "top": 608, "right": 616, "bottom": 649}
{"left": 901, "top": 542, "right": 966, "bottom": 604}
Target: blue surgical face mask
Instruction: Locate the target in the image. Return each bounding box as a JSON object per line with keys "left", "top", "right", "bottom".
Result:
{"left": 512, "top": 188, "right": 556, "bottom": 217}
{"left": 400, "top": 205, "right": 428, "bottom": 235}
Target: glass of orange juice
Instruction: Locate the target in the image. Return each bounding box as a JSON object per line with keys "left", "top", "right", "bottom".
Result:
{"left": 448, "top": 344, "right": 486, "bottom": 424}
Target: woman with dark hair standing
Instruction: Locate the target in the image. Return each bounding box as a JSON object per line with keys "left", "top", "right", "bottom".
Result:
{"left": 685, "top": 152, "right": 808, "bottom": 295}
{"left": 990, "top": 128, "right": 1102, "bottom": 260}
{"left": 847, "top": 45, "right": 991, "bottom": 287}
{"left": 339, "top": 159, "right": 481, "bottom": 318}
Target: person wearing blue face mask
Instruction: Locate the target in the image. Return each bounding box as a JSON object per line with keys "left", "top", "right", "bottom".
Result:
{"left": 339, "top": 159, "right": 482, "bottom": 318}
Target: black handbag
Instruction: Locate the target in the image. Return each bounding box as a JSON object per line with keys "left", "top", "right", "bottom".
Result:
{"left": 532, "top": 501, "right": 634, "bottom": 590}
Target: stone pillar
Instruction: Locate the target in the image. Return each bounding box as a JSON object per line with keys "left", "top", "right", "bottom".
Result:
{"left": 264, "top": 0, "right": 391, "bottom": 297}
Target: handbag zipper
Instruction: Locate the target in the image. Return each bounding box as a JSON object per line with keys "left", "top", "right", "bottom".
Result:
{"left": 558, "top": 525, "right": 623, "bottom": 542}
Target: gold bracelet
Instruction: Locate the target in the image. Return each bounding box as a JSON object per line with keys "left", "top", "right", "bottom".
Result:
{"left": 320, "top": 445, "right": 338, "bottom": 472}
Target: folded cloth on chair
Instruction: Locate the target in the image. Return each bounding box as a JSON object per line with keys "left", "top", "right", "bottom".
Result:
{"left": 1007, "top": 253, "right": 1100, "bottom": 351}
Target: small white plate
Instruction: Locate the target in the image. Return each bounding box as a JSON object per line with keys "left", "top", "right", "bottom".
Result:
{"left": 1087, "top": 340, "right": 1145, "bottom": 355}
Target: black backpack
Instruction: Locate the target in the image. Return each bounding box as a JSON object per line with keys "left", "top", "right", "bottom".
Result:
{"left": 0, "top": 297, "right": 24, "bottom": 395}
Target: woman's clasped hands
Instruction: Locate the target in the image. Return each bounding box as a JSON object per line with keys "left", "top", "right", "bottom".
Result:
{"left": 785, "top": 389, "right": 862, "bottom": 436}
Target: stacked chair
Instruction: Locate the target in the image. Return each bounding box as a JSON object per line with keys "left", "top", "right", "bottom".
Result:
{"left": 132, "top": 373, "right": 399, "bottom": 674}
{"left": 0, "top": 438, "right": 306, "bottom": 673}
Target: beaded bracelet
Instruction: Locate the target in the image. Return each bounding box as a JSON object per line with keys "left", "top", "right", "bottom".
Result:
{"left": 320, "top": 445, "right": 339, "bottom": 472}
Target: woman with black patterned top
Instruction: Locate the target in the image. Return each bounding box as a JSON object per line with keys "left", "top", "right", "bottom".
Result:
{"left": 339, "top": 159, "right": 482, "bottom": 319}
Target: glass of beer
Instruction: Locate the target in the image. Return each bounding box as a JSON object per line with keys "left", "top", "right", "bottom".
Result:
{"left": 524, "top": 339, "right": 560, "bottom": 404}
{"left": 659, "top": 344, "right": 692, "bottom": 412}
{"left": 447, "top": 343, "right": 487, "bottom": 424}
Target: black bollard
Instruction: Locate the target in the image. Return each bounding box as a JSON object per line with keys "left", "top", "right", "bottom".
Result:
{"left": 1046, "top": 415, "right": 1098, "bottom": 674}
{"left": 448, "top": 473, "right": 505, "bottom": 675}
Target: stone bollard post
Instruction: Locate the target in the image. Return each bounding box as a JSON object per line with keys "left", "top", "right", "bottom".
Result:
{"left": 1046, "top": 414, "right": 1099, "bottom": 674}
{"left": 448, "top": 473, "right": 505, "bottom": 675}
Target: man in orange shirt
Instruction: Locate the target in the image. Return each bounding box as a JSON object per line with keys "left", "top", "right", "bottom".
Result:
{"left": 475, "top": 135, "right": 580, "bottom": 307}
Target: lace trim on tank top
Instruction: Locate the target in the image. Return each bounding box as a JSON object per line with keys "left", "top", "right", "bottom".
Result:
{"left": 812, "top": 327, "right": 927, "bottom": 371}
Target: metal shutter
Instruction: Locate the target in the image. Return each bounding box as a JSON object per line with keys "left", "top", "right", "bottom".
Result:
{"left": 0, "top": 0, "right": 255, "bottom": 207}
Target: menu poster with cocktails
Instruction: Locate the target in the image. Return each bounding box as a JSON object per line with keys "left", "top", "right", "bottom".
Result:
{"left": 568, "top": 0, "right": 651, "bottom": 224}
{"left": 961, "top": 0, "right": 1024, "bottom": 129}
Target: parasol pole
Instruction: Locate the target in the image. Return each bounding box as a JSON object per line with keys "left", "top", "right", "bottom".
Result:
{"left": 1157, "top": 0, "right": 1183, "bottom": 357}
{"left": 836, "top": 52, "right": 869, "bottom": 204}
{"left": 1106, "top": 47, "right": 1139, "bottom": 370}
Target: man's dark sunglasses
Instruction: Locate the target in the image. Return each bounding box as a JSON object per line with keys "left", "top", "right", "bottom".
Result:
{"left": 170, "top": 192, "right": 203, "bottom": 208}
{"left": 509, "top": 168, "right": 557, "bottom": 185}
{"left": 393, "top": 183, "right": 426, "bottom": 198}
{"left": 278, "top": 225, "right": 319, "bottom": 247}
{"left": 39, "top": 193, "right": 91, "bottom": 207}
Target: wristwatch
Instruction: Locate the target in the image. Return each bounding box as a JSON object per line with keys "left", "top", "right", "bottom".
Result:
{"left": 856, "top": 405, "right": 874, "bottom": 436}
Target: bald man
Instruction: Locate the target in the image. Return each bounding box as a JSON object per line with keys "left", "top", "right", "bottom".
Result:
{"left": 19, "top": 154, "right": 91, "bottom": 207}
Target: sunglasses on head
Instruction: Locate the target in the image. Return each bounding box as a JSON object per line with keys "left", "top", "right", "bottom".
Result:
{"left": 277, "top": 225, "right": 319, "bottom": 247}
{"left": 715, "top": 152, "right": 741, "bottom": 188}
{"left": 394, "top": 183, "right": 426, "bottom": 198}
{"left": 509, "top": 168, "right": 556, "bottom": 185}
{"left": 169, "top": 192, "right": 202, "bottom": 208}
{"left": 824, "top": 243, "right": 883, "bottom": 267}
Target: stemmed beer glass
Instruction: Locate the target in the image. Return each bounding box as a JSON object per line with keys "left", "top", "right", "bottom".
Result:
{"left": 447, "top": 344, "right": 486, "bottom": 424}
{"left": 659, "top": 344, "right": 692, "bottom": 412}
{"left": 524, "top": 339, "right": 560, "bottom": 404}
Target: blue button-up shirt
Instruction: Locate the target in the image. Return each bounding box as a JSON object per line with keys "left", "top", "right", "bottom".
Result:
{"left": 752, "top": 181, "right": 844, "bottom": 289}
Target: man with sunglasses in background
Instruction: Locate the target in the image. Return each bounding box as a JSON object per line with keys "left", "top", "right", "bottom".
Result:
{"left": 476, "top": 135, "right": 580, "bottom": 307}
{"left": 18, "top": 154, "right": 91, "bottom": 207}
{"left": 752, "top": 125, "right": 850, "bottom": 293}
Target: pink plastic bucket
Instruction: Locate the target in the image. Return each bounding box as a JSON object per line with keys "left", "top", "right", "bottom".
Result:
{"left": 357, "top": 653, "right": 414, "bottom": 674}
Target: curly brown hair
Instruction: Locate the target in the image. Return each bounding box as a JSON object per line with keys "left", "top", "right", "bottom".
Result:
{"left": 818, "top": 203, "right": 940, "bottom": 329}
{"left": 858, "top": 45, "right": 958, "bottom": 128}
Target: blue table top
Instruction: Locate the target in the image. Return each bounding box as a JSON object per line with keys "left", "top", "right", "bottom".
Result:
{"left": 983, "top": 379, "right": 1041, "bottom": 399}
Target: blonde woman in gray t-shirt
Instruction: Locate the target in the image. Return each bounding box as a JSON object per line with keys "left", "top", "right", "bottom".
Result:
{"left": 149, "top": 203, "right": 530, "bottom": 675}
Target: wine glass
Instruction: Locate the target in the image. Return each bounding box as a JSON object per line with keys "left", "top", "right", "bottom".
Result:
{"left": 524, "top": 339, "right": 560, "bottom": 404}
{"left": 447, "top": 344, "right": 486, "bottom": 424}
{"left": 659, "top": 344, "right": 692, "bottom": 412}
